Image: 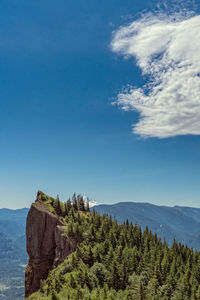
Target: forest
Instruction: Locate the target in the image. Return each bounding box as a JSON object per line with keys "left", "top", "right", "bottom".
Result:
{"left": 27, "top": 193, "right": 200, "bottom": 300}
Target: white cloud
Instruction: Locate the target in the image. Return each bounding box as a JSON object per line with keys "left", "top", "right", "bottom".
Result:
{"left": 111, "top": 12, "right": 200, "bottom": 138}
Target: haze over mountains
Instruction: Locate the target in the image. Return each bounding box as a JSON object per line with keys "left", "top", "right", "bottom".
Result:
{"left": 0, "top": 208, "right": 28, "bottom": 249}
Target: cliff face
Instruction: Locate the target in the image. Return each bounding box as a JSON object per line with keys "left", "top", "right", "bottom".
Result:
{"left": 25, "top": 192, "right": 76, "bottom": 298}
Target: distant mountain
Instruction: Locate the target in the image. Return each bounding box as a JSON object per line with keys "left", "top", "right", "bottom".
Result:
{"left": 93, "top": 202, "right": 200, "bottom": 249}
{"left": 0, "top": 207, "right": 29, "bottom": 221}
{"left": 88, "top": 200, "right": 100, "bottom": 208}
{"left": 0, "top": 208, "right": 29, "bottom": 245}
{"left": 0, "top": 208, "right": 29, "bottom": 253}
{"left": 0, "top": 232, "right": 26, "bottom": 262}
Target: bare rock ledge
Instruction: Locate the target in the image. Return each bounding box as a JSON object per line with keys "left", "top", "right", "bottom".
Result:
{"left": 25, "top": 192, "right": 76, "bottom": 298}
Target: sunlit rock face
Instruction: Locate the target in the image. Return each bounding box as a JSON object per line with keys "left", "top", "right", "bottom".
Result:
{"left": 25, "top": 192, "right": 76, "bottom": 298}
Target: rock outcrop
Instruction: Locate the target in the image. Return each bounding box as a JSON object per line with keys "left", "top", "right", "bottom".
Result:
{"left": 25, "top": 191, "right": 76, "bottom": 298}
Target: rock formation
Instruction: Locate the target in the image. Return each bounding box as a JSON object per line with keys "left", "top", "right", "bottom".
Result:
{"left": 25, "top": 191, "right": 76, "bottom": 298}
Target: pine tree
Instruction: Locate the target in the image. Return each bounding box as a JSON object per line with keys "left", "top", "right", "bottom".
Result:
{"left": 86, "top": 198, "right": 90, "bottom": 212}
{"left": 72, "top": 193, "right": 78, "bottom": 211}
{"left": 65, "top": 198, "right": 72, "bottom": 215}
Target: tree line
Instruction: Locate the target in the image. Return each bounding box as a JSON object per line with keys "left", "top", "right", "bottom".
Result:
{"left": 29, "top": 193, "right": 200, "bottom": 300}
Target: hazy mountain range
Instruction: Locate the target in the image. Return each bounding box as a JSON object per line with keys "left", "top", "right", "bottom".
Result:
{"left": 93, "top": 202, "right": 200, "bottom": 249}
{"left": 0, "top": 208, "right": 28, "bottom": 248}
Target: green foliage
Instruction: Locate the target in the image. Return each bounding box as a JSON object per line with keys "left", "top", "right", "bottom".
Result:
{"left": 28, "top": 193, "right": 200, "bottom": 300}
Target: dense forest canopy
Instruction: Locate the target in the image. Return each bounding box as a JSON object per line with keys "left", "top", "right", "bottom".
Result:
{"left": 27, "top": 192, "right": 200, "bottom": 300}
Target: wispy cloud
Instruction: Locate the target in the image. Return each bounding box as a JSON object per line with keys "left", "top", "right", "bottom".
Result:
{"left": 111, "top": 12, "right": 200, "bottom": 138}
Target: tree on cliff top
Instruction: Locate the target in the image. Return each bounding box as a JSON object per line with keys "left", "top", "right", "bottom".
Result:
{"left": 26, "top": 192, "right": 200, "bottom": 300}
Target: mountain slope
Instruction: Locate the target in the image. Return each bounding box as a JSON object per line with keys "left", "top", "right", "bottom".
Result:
{"left": 0, "top": 232, "right": 26, "bottom": 261}
{"left": 26, "top": 192, "right": 200, "bottom": 300}
{"left": 93, "top": 202, "right": 200, "bottom": 249}
{"left": 0, "top": 208, "right": 29, "bottom": 245}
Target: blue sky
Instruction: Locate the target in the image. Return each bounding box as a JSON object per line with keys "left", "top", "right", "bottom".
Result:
{"left": 1, "top": 0, "right": 200, "bottom": 208}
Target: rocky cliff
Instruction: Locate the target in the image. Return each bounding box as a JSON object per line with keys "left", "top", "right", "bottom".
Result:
{"left": 25, "top": 191, "right": 76, "bottom": 298}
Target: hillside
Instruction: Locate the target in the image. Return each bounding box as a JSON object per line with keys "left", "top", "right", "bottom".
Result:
{"left": 26, "top": 192, "right": 200, "bottom": 300}
{"left": 94, "top": 202, "right": 200, "bottom": 249}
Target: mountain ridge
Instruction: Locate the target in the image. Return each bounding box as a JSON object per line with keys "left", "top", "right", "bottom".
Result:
{"left": 25, "top": 192, "right": 200, "bottom": 300}
{"left": 2, "top": 201, "right": 200, "bottom": 249}
{"left": 93, "top": 201, "right": 200, "bottom": 249}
